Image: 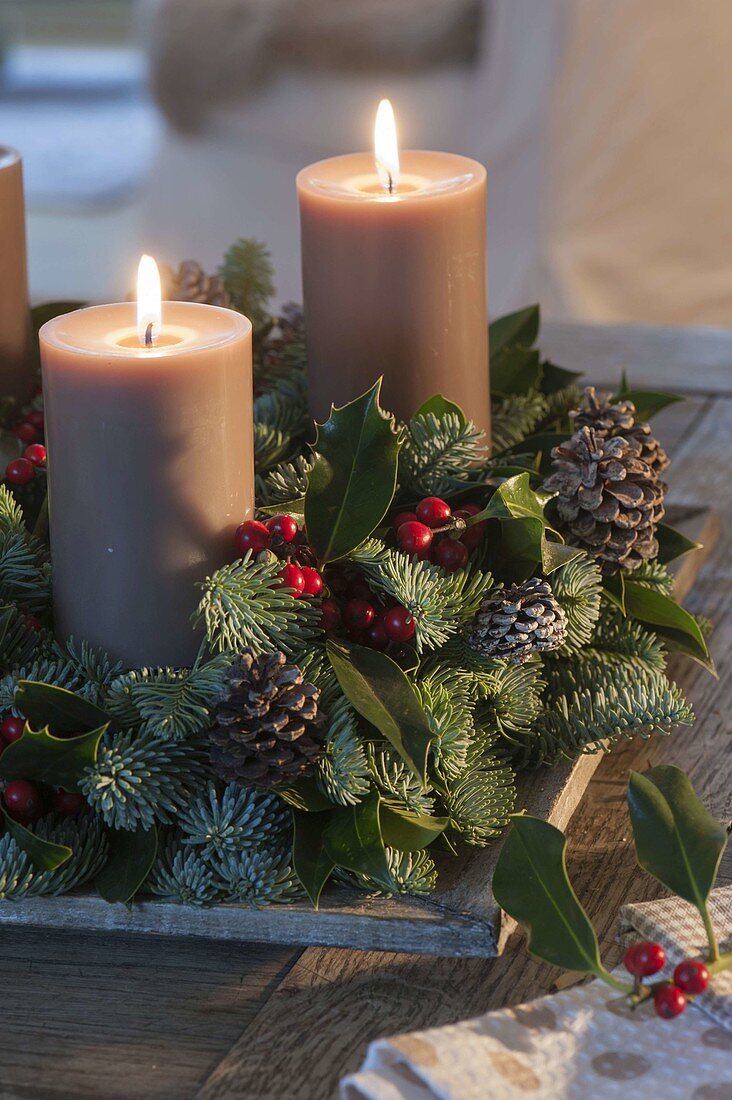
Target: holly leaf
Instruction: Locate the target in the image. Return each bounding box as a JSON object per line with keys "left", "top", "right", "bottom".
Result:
{"left": 96, "top": 824, "right": 158, "bottom": 904}
{"left": 628, "top": 766, "right": 727, "bottom": 912}
{"left": 656, "top": 522, "right": 702, "bottom": 565}
{"left": 493, "top": 815, "right": 604, "bottom": 976}
{"left": 16, "top": 680, "right": 111, "bottom": 734}
{"left": 379, "top": 804, "right": 448, "bottom": 851}
{"left": 622, "top": 581, "right": 713, "bottom": 672}
{"left": 602, "top": 573, "right": 626, "bottom": 614}
{"left": 323, "top": 796, "right": 391, "bottom": 886}
{"left": 541, "top": 538, "right": 584, "bottom": 574}
{"left": 415, "top": 394, "right": 466, "bottom": 426}
{"left": 477, "top": 473, "right": 560, "bottom": 531}
{"left": 292, "top": 809, "right": 334, "bottom": 907}
{"left": 540, "top": 360, "right": 582, "bottom": 395}
{"left": 0, "top": 723, "right": 106, "bottom": 792}
{"left": 612, "top": 379, "right": 681, "bottom": 421}
{"left": 327, "top": 640, "right": 432, "bottom": 784}
{"left": 3, "top": 809, "right": 72, "bottom": 871}
{"left": 489, "top": 304, "right": 540, "bottom": 356}
{"left": 305, "top": 380, "right": 400, "bottom": 564}
{"left": 491, "top": 346, "right": 542, "bottom": 396}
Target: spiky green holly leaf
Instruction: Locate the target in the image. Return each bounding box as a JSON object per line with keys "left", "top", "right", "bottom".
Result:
{"left": 3, "top": 809, "right": 72, "bottom": 871}
{"left": 16, "top": 680, "right": 110, "bottom": 733}
{"left": 305, "top": 380, "right": 400, "bottom": 564}
{"left": 0, "top": 723, "right": 106, "bottom": 792}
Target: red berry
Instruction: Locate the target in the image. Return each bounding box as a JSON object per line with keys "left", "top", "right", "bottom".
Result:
{"left": 654, "top": 984, "right": 687, "bottom": 1019}
{"left": 6, "top": 457, "right": 35, "bottom": 486}
{"left": 26, "top": 410, "right": 44, "bottom": 431}
{"left": 344, "top": 598, "right": 375, "bottom": 633}
{"left": 53, "top": 789, "right": 85, "bottom": 817}
{"left": 383, "top": 605, "right": 416, "bottom": 642}
{"left": 392, "top": 510, "right": 417, "bottom": 531}
{"left": 348, "top": 575, "right": 373, "bottom": 602}
{"left": 278, "top": 562, "right": 305, "bottom": 597}
{"left": 673, "top": 959, "right": 709, "bottom": 995}
{"left": 266, "top": 514, "right": 299, "bottom": 543}
{"left": 397, "top": 521, "right": 433, "bottom": 557}
{"left": 234, "top": 519, "right": 270, "bottom": 556}
{"left": 416, "top": 496, "right": 451, "bottom": 528}
{"left": 14, "top": 422, "right": 39, "bottom": 445}
{"left": 1, "top": 716, "right": 25, "bottom": 743}
{"left": 25, "top": 615, "right": 42, "bottom": 633}
{"left": 455, "top": 505, "right": 486, "bottom": 551}
{"left": 320, "top": 598, "right": 342, "bottom": 633}
{"left": 623, "top": 941, "right": 666, "bottom": 978}
{"left": 24, "top": 444, "right": 46, "bottom": 467}
{"left": 301, "top": 567, "right": 323, "bottom": 597}
{"left": 435, "top": 538, "right": 470, "bottom": 572}
{"left": 4, "top": 779, "right": 43, "bottom": 823}
{"left": 365, "top": 617, "right": 389, "bottom": 650}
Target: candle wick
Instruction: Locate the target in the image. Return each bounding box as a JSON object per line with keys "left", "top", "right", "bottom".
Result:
{"left": 145, "top": 322, "right": 154, "bottom": 348}
{"left": 388, "top": 171, "right": 394, "bottom": 195}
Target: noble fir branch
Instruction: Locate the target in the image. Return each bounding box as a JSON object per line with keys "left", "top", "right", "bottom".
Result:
{"left": 0, "top": 832, "right": 34, "bottom": 899}
{"left": 215, "top": 847, "right": 302, "bottom": 907}
{"left": 56, "top": 638, "right": 122, "bottom": 703}
{"left": 0, "top": 656, "right": 92, "bottom": 715}
{"left": 0, "top": 484, "right": 51, "bottom": 611}
{"left": 629, "top": 560, "right": 675, "bottom": 594}
{"left": 336, "top": 848, "right": 437, "bottom": 898}
{"left": 178, "top": 782, "right": 288, "bottom": 860}
{"left": 80, "top": 729, "right": 209, "bottom": 831}
{"left": 527, "top": 676, "right": 694, "bottom": 768}
{"left": 416, "top": 673, "right": 474, "bottom": 781}
{"left": 25, "top": 813, "right": 109, "bottom": 896}
{"left": 194, "top": 553, "right": 320, "bottom": 657}
{"left": 355, "top": 545, "right": 491, "bottom": 654}
{"left": 541, "top": 383, "right": 582, "bottom": 426}
{"left": 316, "top": 695, "right": 371, "bottom": 806}
{"left": 400, "top": 411, "right": 488, "bottom": 498}
{"left": 472, "top": 658, "right": 546, "bottom": 749}
{"left": 145, "top": 833, "right": 218, "bottom": 906}
{"left": 443, "top": 735, "right": 516, "bottom": 845}
{"left": 0, "top": 483, "right": 25, "bottom": 536}
{"left": 294, "top": 643, "right": 342, "bottom": 710}
{"left": 550, "top": 554, "right": 603, "bottom": 652}
{"left": 0, "top": 603, "right": 44, "bottom": 676}
{"left": 491, "top": 391, "right": 548, "bottom": 453}
{"left": 541, "top": 652, "right": 670, "bottom": 704}
{"left": 588, "top": 608, "right": 667, "bottom": 672}
{"left": 104, "top": 657, "right": 229, "bottom": 742}
{"left": 367, "top": 745, "right": 435, "bottom": 815}
{"left": 218, "top": 238, "right": 275, "bottom": 330}
{"left": 258, "top": 453, "right": 313, "bottom": 508}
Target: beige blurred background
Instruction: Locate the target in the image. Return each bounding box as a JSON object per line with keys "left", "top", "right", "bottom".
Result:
{"left": 2, "top": 0, "right": 731, "bottom": 326}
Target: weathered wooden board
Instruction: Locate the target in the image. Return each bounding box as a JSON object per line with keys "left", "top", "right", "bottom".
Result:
{"left": 0, "top": 507, "right": 715, "bottom": 958}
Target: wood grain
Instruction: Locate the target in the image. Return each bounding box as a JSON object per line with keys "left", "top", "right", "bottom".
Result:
{"left": 197, "top": 396, "right": 732, "bottom": 1100}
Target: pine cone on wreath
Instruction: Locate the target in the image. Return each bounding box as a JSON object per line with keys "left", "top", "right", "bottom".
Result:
{"left": 544, "top": 425, "right": 666, "bottom": 574}
{"left": 468, "top": 578, "right": 568, "bottom": 664}
{"left": 572, "top": 387, "right": 669, "bottom": 475}
{"left": 159, "top": 260, "right": 232, "bottom": 308}
{"left": 210, "top": 649, "right": 326, "bottom": 788}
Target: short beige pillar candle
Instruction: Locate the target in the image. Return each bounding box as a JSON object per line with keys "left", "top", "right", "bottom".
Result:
{"left": 297, "top": 101, "right": 490, "bottom": 438}
{"left": 0, "top": 147, "right": 33, "bottom": 405}
{"left": 40, "top": 259, "right": 254, "bottom": 669}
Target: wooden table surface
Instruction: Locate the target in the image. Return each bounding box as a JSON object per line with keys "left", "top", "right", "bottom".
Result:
{"left": 3, "top": 322, "right": 731, "bottom": 1100}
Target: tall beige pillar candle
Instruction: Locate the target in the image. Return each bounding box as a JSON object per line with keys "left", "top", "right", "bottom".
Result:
{"left": 40, "top": 289, "right": 253, "bottom": 669}
{"left": 297, "top": 104, "right": 490, "bottom": 438}
{"left": 0, "top": 148, "right": 33, "bottom": 405}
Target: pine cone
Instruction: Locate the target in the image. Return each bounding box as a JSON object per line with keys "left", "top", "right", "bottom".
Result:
{"left": 468, "top": 578, "right": 567, "bottom": 664}
{"left": 159, "top": 260, "right": 231, "bottom": 308}
{"left": 572, "top": 387, "right": 669, "bottom": 475}
{"left": 544, "top": 425, "right": 666, "bottom": 574}
{"left": 210, "top": 650, "right": 326, "bottom": 788}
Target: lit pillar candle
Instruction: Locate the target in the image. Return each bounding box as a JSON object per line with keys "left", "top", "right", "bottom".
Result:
{"left": 40, "top": 257, "right": 254, "bottom": 669}
{"left": 297, "top": 100, "right": 490, "bottom": 438}
{"left": 0, "top": 147, "right": 33, "bottom": 405}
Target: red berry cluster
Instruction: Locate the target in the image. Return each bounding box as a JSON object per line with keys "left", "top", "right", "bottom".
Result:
{"left": 0, "top": 716, "right": 84, "bottom": 825}
{"left": 622, "top": 939, "right": 711, "bottom": 1019}
{"left": 234, "top": 515, "right": 323, "bottom": 598}
{"left": 5, "top": 409, "right": 46, "bottom": 487}
{"left": 393, "top": 496, "right": 486, "bottom": 572}
{"left": 320, "top": 571, "right": 416, "bottom": 647}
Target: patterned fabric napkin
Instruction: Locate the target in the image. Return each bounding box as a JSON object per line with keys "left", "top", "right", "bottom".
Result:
{"left": 340, "top": 887, "right": 732, "bottom": 1100}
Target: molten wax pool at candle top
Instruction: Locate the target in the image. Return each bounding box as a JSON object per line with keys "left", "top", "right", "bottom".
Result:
{"left": 40, "top": 256, "right": 254, "bottom": 669}
{"left": 298, "top": 99, "right": 490, "bottom": 437}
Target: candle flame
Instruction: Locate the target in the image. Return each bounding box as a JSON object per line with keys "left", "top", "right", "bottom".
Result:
{"left": 374, "top": 99, "right": 400, "bottom": 193}
{"left": 137, "top": 254, "right": 162, "bottom": 347}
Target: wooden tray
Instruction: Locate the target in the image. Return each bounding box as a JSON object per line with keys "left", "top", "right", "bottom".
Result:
{"left": 0, "top": 505, "right": 717, "bottom": 958}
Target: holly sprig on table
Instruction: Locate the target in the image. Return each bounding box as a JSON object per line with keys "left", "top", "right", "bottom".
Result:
{"left": 0, "top": 240, "right": 714, "bottom": 909}
{"left": 494, "top": 765, "right": 731, "bottom": 1020}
